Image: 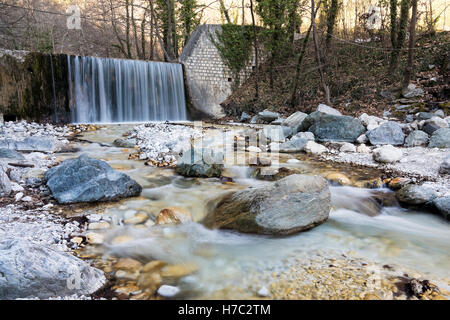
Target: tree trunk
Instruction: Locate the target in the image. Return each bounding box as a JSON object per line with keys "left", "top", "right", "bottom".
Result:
{"left": 390, "top": 0, "right": 409, "bottom": 74}
{"left": 219, "top": 0, "right": 231, "bottom": 24}
{"left": 390, "top": 0, "right": 398, "bottom": 50}
{"left": 125, "top": 0, "right": 132, "bottom": 58}
{"left": 250, "top": 0, "right": 259, "bottom": 98}
{"left": 402, "top": 0, "right": 417, "bottom": 91}
{"left": 290, "top": 23, "right": 313, "bottom": 107}
{"left": 311, "top": 0, "right": 331, "bottom": 105}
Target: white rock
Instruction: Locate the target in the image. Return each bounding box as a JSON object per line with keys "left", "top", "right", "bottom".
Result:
{"left": 304, "top": 141, "right": 328, "bottom": 155}
{"left": 373, "top": 145, "right": 403, "bottom": 163}
{"left": 21, "top": 196, "right": 32, "bottom": 202}
{"left": 340, "top": 143, "right": 356, "bottom": 153}
{"left": 357, "top": 144, "right": 371, "bottom": 154}
{"left": 356, "top": 134, "right": 368, "bottom": 144}
{"left": 317, "top": 104, "right": 342, "bottom": 116}
{"left": 15, "top": 192, "right": 24, "bottom": 201}
{"left": 10, "top": 182, "right": 24, "bottom": 192}
{"left": 157, "top": 285, "right": 180, "bottom": 298}
{"left": 287, "top": 159, "right": 301, "bottom": 164}
{"left": 257, "top": 287, "right": 271, "bottom": 297}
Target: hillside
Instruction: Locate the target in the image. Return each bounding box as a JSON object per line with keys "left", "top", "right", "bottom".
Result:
{"left": 222, "top": 32, "right": 450, "bottom": 120}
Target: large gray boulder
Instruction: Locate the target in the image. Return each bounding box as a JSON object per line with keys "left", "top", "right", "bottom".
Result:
{"left": 45, "top": 155, "right": 142, "bottom": 204}
{"left": 367, "top": 122, "right": 405, "bottom": 145}
{"left": 404, "top": 130, "right": 429, "bottom": 147}
{"left": 175, "top": 148, "right": 224, "bottom": 178}
{"left": 428, "top": 128, "right": 450, "bottom": 148}
{"left": 261, "top": 126, "right": 292, "bottom": 142}
{"left": 304, "top": 112, "right": 366, "bottom": 142}
{"left": 282, "top": 111, "right": 308, "bottom": 134}
{"left": 0, "top": 149, "right": 25, "bottom": 160}
{"left": 0, "top": 136, "right": 62, "bottom": 153}
{"left": 204, "top": 174, "right": 331, "bottom": 235}
{"left": 279, "top": 133, "right": 315, "bottom": 153}
{"left": 113, "top": 138, "right": 136, "bottom": 148}
{"left": 433, "top": 196, "right": 450, "bottom": 220}
{"left": 0, "top": 238, "right": 105, "bottom": 299}
{"left": 396, "top": 185, "right": 437, "bottom": 205}
{"left": 373, "top": 145, "right": 403, "bottom": 163}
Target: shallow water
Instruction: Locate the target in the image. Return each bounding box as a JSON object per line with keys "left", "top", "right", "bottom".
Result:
{"left": 63, "top": 124, "right": 450, "bottom": 297}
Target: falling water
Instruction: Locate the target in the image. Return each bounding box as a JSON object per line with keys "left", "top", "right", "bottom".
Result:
{"left": 67, "top": 56, "right": 187, "bottom": 123}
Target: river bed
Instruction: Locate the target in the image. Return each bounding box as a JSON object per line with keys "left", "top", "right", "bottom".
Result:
{"left": 59, "top": 123, "right": 450, "bottom": 299}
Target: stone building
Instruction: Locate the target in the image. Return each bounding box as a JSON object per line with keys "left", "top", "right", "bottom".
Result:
{"left": 180, "top": 24, "right": 258, "bottom": 119}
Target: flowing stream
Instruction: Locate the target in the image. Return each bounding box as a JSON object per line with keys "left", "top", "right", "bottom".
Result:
{"left": 60, "top": 124, "right": 450, "bottom": 298}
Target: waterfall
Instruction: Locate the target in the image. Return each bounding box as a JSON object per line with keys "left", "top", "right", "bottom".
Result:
{"left": 67, "top": 56, "right": 187, "bottom": 123}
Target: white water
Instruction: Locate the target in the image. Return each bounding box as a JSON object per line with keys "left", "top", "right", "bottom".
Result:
{"left": 67, "top": 56, "right": 187, "bottom": 123}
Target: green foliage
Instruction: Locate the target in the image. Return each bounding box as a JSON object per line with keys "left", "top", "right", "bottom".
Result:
{"left": 178, "top": 0, "right": 201, "bottom": 46}
{"left": 211, "top": 24, "right": 254, "bottom": 89}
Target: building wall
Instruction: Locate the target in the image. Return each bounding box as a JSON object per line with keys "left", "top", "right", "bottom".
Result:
{"left": 180, "top": 25, "right": 256, "bottom": 118}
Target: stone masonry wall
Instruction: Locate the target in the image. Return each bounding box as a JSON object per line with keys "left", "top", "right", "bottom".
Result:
{"left": 180, "top": 25, "right": 257, "bottom": 118}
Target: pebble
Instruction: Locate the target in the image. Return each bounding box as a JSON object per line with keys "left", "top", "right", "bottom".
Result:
{"left": 157, "top": 285, "right": 180, "bottom": 298}
{"left": 257, "top": 287, "right": 271, "bottom": 297}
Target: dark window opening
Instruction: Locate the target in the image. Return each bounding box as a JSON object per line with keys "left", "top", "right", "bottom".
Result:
{"left": 228, "top": 78, "right": 232, "bottom": 82}
{"left": 3, "top": 114, "right": 17, "bottom": 122}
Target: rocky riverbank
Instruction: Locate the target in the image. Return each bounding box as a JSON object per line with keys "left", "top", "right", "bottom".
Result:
{"left": 1, "top": 117, "right": 449, "bottom": 300}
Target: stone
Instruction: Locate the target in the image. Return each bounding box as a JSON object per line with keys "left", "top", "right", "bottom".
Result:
{"left": 417, "top": 112, "right": 435, "bottom": 121}
{"left": 326, "top": 173, "right": 352, "bottom": 186}
{"left": 402, "top": 84, "right": 424, "bottom": 98}
{"left": 86, "top": 233, "right": 104, "bottom": 244}
{"left": 262, "top": 126, "right": 291, "bottom": 142}
{"left": 124, "top": 213, "right": 148, "bottom": 225}
{"left": 157, "top": 285, "right": 180, "bottom": 298}
{"left": 373, "top": 145, "right": 403, "bottom": 163}
{"left": 12, "top": 136, "right": 62, "bottom": 153}
{"left": 23, "top": 168, "right": 46, "bottom": 186}
{"left": 175, "top": 148, "right": 224, "bottom": 178}
{"left": 21, "top": 196, "right": 32, "bottom": 202}
{"left": 137, "top": 272, "right": 162, "bottom": 293}
{"left": 204, "top": 174, "right": 331, "bottom": 235}
{"left": 0, "top": 149, "right": 25, "bottom": 160}
{"left": 304, "top": 141, "right": 328, "bottom": 155}
{"left": 306, "top": 112, "right": 366, "bottom": 142}
{"left": 0, "top": 238, "right": 105, "bottom": 299}
{"left": 257, "top": 287, "right": 271, "bottom": 297}
{"left": 250, "top": 115, "right": 259, "bottom": 124}
{"left": 359, "top": 113, "right": 386, "bottom": 131}
{"left": 317, "top": 104, "right": 342, "bottom": 116}
{"left": 113, "top": 138, "right": 137, "bottom": 148}
{"left": 356, "top": 134, "right": 368, "bottom": 144}
{"left": 271, "top": 118, "right": 285, "bottom": 125}
{"left": 433, "top": 197, "right": 450, "bottom": 220}
{"left": 340, "top": 143, "right": 356, "bottom": 153}
{"left": 367, "top": 122, "right": 405, "bottom": 145}
{"left": 88, "top": 221, "right": 111, "bottom": 230}
{"left": 278, "top": 137, "right": 309, "bottom": 153}
{"left": 141, "top": 261, "right": 167, "bottom": 274}
{"left": 111, "top": 235, "right": 134, "bottom": 244}
{"left": 357, "top": 144, "right": 371, "bottom": 154}
{"left": 161, "top": 263, "right": 199, "bottom": 278}
{"left": 434, "top": 109, "right": 445, "bottom": 118}
{"left": 113, "top": 258, "right": 143, "bottom": 272}
{"left": 295, "top": 132, "right": 315, "bottom": 140}
{"left": 396, "top": 185, "right": 437, "bottom": 205}
{"left": 0, "top": 170, "right": 11, "bottom": 197}
{"left": 14, "top": 192, "right": 23, "bottom": 201}
{"left": 423, "top": 117, "right": 448, "bottom": 135}
{"left": 282, "top": 111, "right": 308, "bottom": 133}
{"left": 156, "top": 207, "right": 192, "bottom": 225}
{"left": 387, "top": 177, "right": 411, "bottom": 190}
{"left": 439, "top": 156, "right": 450, "bottom": 174}
{"left": 404, "top": 130, "right": 429, "bottom": 147}
{"left": 240, "top": 112, "right": 251, "bottom": 122}
{"left": 428, "top": 128, "right": 450, "bottom": 148}
{"left": 45, "top": 155, "right": 142, "bottom": 204}
{"left": 258, "top": 111, "right": 280, "bottom": 123}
